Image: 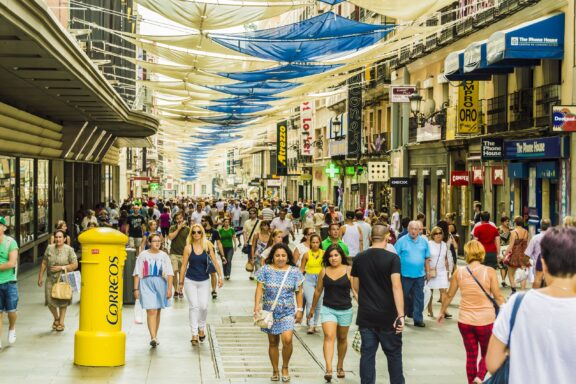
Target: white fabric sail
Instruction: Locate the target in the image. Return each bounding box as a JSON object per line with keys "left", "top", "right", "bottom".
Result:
{"left": 348, "top": 0, "right": 456, "bottom": 21}
{"left": 133, "top": 61, "right": 238, "bottom": 85}
{"left": 137, "top": 0, "right": 313, "bottom": 31}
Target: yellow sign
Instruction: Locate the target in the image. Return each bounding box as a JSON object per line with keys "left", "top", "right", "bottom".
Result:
{"left": 457, "top": 80, "right": 480, "bottom": 134}
{"left": 75, "top": 228, "right": 128, "bottom": 367}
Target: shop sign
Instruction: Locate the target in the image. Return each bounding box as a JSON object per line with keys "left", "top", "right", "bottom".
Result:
{"left": 450, "top": 170, "right": 470, "bottom": 186}
{"left": 481, "top": 138, "right": 504, "bottom": 160}
{"left": 536, "top": 161, "right": 558, "bottom": 179}
{"left": 351, "top": 184, "right": 360, "bottom": 192}
{"left": 325, "top": 163, "right": 341, "bottom": 178}
{"left": 504, "top": 137, "right": 563, "bottom": 160}
{"left": 472, "top": 166, "right": 484, "bottom": 185}
{"left": 267, "top": 178, "right": 281, "bottom": 187}
{"left": 390, "top": 85, "right": 417, "bottom": 102}
{"left": 492, "top": 166, "right": 505, "bottom": 185}
{"left": 249, "top": 181, "right": 260, "bottom": 187}
{"left": 299, "top": 174, "right": 312, "bottom": 182}
{"left": 457, "top": 81, "right": 480, "bottom": 134}
{"left": 347, "top": 74, "right": 362, "bottom": 158}
{"left": 300, "top": 101, "right": 315, "bottom": 155}
{"left": 367, "top": 161, "right": 389, "bottom": 182}
{"left": 552, "top": 105, "right": 576, "bottom": 132}
{"left": 276, "top": 120, "right": 288, "bottom": 176}
{"left": 389, "top": 177, "right": 410, "bottom": 187}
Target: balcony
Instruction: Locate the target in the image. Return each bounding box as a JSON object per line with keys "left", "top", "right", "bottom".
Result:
{"left": 486, "top": 95, "right": 508, "bottom": 134}
{"left": 534, "top": 83, "right": 560, "bottom": 127}
{"left": 509, "top": 88, "right": 533, "bottom": 131}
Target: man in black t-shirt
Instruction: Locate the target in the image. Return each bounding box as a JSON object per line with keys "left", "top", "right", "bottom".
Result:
{"left": 351, "top": 225, "right": 405, "bottom": 384}
{"left": 127, "top": 206, "right": 146, "bottom": 249}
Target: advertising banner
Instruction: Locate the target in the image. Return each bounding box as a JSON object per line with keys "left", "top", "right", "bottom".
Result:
{"left": 276, "top": 120, "right": 288, "bottom": 176}
{"left": 390, "top": 85, "right": 417, "bottom": 102}
{"left": 450, "top": 170, "right": 470, "bottom": 186}
{"left": 300, "top": 101, "right": 315, "bottom": 155}
{"left": 457, "top": 80, "right": 480, "bottom": 134}
{"left": 472, "top": 166, "right": 484, "bottom": 185}
{"left": 481, "top": 138, "right": 504, "bottom": 160}
{"left": 390, "top": 177, "right": 411, "bottom": 187}
{"left": 552, "top": 105, "right": 576, "bottom": 132}
{"left": 492, "top": 166, "right": 504, "bottom": 185}
{"left": 347, "top": 74, "right": 362, "bottom": 158}
{"left": 504, "top": 136, "right": 564, "bottom": 160}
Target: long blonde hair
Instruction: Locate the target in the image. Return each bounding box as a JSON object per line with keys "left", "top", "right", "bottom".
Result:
{"left": 186, "top": 223, "right": 213, "bottom": 252}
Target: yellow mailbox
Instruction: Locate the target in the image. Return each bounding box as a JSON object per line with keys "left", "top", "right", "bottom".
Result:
{"left": 75, "top": 227, "right": 128, "bottom": 367}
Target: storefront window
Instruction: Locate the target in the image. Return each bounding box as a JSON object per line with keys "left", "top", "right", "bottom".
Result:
{"left": 38, "top": 160, "right": 49, "bottom": 235}
{"left": 19, "top": 158, "right": 35, "bottom": 245}
{"left": 0, "top": 156, "right": 16, "bottom": 236}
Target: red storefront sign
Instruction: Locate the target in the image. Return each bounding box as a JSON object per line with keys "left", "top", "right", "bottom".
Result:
{"left": 472, "top": 166, "right": 484, "bottom": 185}
{"left": 492, "top": 166, "right": 504, "bottom": 185}
{"left": 450, "top": 171, "right": 469, "bottom": 186}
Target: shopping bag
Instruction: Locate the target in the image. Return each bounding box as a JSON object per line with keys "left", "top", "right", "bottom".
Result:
{"left": 134, "top": 299, "right": 144, "bottom": 324}
{"left": 352, "top": 330, "right": 362, "bottom": 353}
{"left": 60, "top": 271, "right": 81, "bottom": 293}
{"left": 423, "top": 283, "right": 432, "bottom": 309}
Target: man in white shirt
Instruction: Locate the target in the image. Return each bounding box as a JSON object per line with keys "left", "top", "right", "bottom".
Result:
{"left": 191, "top": 205, "right": 205, "bottom": 225}
{"left": 215, "top": 199, "right": 224, "bottom": 212}
{"left": 231, "top": 201, "right": 242, "bottom": 228}
{"left": 355, "top": 210, "right": 372, "bottom": 251}
{"left": 261, "top": 203, "right": 275, "bottom": 221}
{"left": 270, "top": 209, "right": 295, "bottom": 244}
{"left": 391, "top": 205, "right": 401, "bottom": 235}
{"left": 524, "top": 218, "right": 550, "bottom": 288}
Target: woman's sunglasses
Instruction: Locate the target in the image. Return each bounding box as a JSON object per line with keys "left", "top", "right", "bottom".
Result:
{"left": 191, "top": 230, "right": 202, "bottom": 235}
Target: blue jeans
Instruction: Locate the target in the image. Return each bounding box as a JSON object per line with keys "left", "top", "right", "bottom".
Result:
{"left": 401, "top": 276, "right": 425, "bottom": 323}
{"left": 359, "top": 327, "right": 405, "bottom": 384}
{"left": 303, "top": 273, "right": 322, "bottom": 326}
{"left": 0, "top": 281, "right": 19, "bottom": 312}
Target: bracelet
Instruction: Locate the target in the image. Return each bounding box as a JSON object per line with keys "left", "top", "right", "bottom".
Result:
{"left": 133, "top": 289, "right": 139, "bottom": 292}
{"left": 296, "top": 308, "right": 303, "bottom": 312}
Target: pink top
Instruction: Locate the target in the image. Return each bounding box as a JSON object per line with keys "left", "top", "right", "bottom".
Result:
{"left": 456, "top": 265, "right": 496, "bottom": 326}
{"left": 160, "top": 213, "right": 171, "bottom": 228}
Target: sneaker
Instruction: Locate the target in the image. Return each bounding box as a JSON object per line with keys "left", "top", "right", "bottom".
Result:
{"left": 414, "top": 322, "right": 426, "bottom": 328}
{"left": 8, "top": 329, "right": 16, "bottom": 344}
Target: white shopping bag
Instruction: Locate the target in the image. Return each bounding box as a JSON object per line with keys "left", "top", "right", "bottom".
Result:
{"left": 515, "top": 268, "right": 529, "bottom": 284}
{"left": 60, "top": 271, "right": 81, "bottom": 293}
{"left": 423, "top": 283, "right": 432, "bottom": 311}
{"left": 134, "top": 299, "right": 144, "bottom": 324}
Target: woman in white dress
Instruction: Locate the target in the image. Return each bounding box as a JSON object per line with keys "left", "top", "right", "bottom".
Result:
{"left": 292, "top": 227, "right": 315, "bottom": 268}
{"left": 427, "top": 226, "right": 453, "bottom": 318}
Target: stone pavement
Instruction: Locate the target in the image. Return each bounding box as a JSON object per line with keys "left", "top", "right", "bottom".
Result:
{"left": 0, "top": 246, "right": 472, "bottom": 384}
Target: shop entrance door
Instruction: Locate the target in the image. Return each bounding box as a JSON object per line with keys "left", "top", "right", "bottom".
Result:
{"left": 549, "top": 180, "right": 558, "bottom": 225}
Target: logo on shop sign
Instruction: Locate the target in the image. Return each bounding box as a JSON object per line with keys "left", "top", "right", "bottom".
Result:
{"left": 552, "top": 106, "right": 576, "bottom": 132}
{"left": 106, "top": 255, "right": 120, "bottom": 325}
{"left": 450, "top": 171, "right": 469, "bottom": 186}
{"left": 276, "top": 121, "right": 288, "bottom": 176}
{"left": 457, "top": 81, "right": 480, "bottom": 134}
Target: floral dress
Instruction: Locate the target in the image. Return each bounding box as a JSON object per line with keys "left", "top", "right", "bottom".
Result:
{"left": 44, "top": 244, "right": 77, "bottom": 308}
{"left": 256, "top": 265, "right": 304, "bottom": 335}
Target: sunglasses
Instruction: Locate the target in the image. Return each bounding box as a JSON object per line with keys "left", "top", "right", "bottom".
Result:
{"left": 432, "top": 233, "right": 443, "bottom": 236}
{"left": 191, "top": 230, "right": 202, "bottom": 235}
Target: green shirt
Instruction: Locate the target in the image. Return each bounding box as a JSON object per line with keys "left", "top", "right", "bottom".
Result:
{"left": 169, "top": 225, "right": 190, "bottom": 255}
{"left": 219, "top": 227, "right": 236, "bottom": 248}
{"left": 300, "top": 207, "right": 308, "bottom": 221}
{"left": 0, "top": 236, "right": 19, "bottom": 284}
{"left": 321, "top": 238, "right": 349, "bottom": 256}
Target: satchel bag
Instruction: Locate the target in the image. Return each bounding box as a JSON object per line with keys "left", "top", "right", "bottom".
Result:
{"left": 245, "top": 260, "right": 255, "bottom": 272}
{"left": 242, "top": 220, "right": 259, "bottom": 254}
{"left": 352, "top": 329, "right": 362, "bottom": 353}
{"left": 467, "top": 267, "right": 499, "bottom": 316}
{"left": 483, "top": 293, "right": 526, "bottom": 384}
{"left": 51, "top": 268, "right": 73, "bottom": 300}
{"left": 254, "top": 267, "right": 290, "bottom": 329}
{"left": 429, "top": 243, "right": 443, "bottom": 278}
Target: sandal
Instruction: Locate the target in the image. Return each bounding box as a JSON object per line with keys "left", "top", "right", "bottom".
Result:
{"left": 281, "top": 366, "right": 290, "bottom": 382}
{"left": 270, "top": 372, "right": 280, "bottom": 382}
{"left": 337, "top": 368, "right": 345, "bottom": 379}
{"left": 52, "top": 321, "right": 59, "bottom": 331}
{"left": 199, "top": 329, "right": 206, "bottom": 343}
{"left": 191, "top": 336, "right": 199, "bottom": 346}
{"left": 212, "top": 291, "right": 217, "bottom": 299}
{"left": 149, "top": 339, "right": 158, "bottom": 348}
{"left": 307, "top": 326, "right": 315, "bottom": 334}
{"left": 55, "top": 324, "right": 64, "bottom": 332}
{"left": 324, "top": 371, "right": 333, "bottom": 382}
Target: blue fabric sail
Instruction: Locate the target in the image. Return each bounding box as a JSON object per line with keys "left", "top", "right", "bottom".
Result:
{"left": 318, "top": 0, "right": 346, "bottom": 4}
{"left": 214, "top": 96, "right": 284, "bottom": 104}
{"left": 208, "top": 81, "right": 300, "bottom": 96}
{"left": 217, "top": 63, "right": 342, "bottom": 82}
{"left": 198, "top": 114, "right": 258, "bottom": 125}
{"left": 201, "top": 103, "right": 271, "bottom": 114}
{"left": 209, "top": 12, "right": 394, "bottom": 62}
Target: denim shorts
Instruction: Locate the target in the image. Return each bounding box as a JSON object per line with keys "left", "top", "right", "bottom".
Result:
{"left": 0, "top": 282, "right": 19, "bottom": 312}
{"left": 320, "top": 305, "right": 353, "bottom": 326}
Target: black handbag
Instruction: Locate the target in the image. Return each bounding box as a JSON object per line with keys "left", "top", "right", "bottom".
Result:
{"left": 242, "top": 220, "right": 259, "bottom": 254}
{"left": 467, "top": 267, "right": 500, "bottom": 315}
{"left": 483, "top": 293, "right": 526, "bottom": 384}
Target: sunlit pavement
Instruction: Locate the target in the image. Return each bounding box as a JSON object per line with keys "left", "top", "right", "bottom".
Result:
{"left": 0, "top": 245, "right": 474, "bottom": 383}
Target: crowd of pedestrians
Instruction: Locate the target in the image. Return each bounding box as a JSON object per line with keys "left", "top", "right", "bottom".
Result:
{"left": 1, "top": 195, "right": 576, "bottom": 384}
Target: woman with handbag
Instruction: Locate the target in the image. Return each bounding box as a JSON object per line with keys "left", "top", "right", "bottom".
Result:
{"left": 37, "top": 230, "right": 78, "bottom": 332}
{"left": 254, "top": 243, "right": 304, "bottom": 382}
{"left": 426, "top": 226, "right": 453, "bottom": 318}
{"left": 503, "top": 216, "right": 529, "bottom": 294}
{"left": 307, "top": 244, "right": 356, "bottom": 382}
{"left": 251, "top": 220, "right": 271, "bottom": 274}
{"left": 202, "top": 216, "right": 225, "bottom": 299}
{"left": 258, "top": 230, "right": 285, "bottom": 266}
{"left": 218, "top": 218, "right": 237, "bottom": 280}
{"left": 437, "top": 240, "right": 505, "bottom": 384}
{"left": 298, "top": 233, "right": 324, "bottom": 334}
{"left": 133, "top": 233, "right": 174, "bottom": 347}
{"left": 179, "top": 224, "right": 224, "bottom": 345}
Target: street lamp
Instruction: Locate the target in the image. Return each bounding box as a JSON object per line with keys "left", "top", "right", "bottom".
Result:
{"left": 332, "top": 115, "right": 342, "bottom": 140}
{"left": 409, "top": 93, "right": 423, "bottom": 116}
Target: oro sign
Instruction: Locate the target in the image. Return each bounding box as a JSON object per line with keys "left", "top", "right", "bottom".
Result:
{"left": 457, "top": 81, "right": 480, "bottom": 134}
{"left": 552, "top": 106, "right": 576, "bottom": 132}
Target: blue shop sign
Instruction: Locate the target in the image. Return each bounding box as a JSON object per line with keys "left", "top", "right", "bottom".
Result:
{"left": 504, "top": 137, "right": 566, "bottom": 160}
{"left": 536, "top": 161, "right": 558, "bottom": 179}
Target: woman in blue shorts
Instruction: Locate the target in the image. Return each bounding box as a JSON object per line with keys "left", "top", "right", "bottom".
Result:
{"left": 308, "top": 244, "right": 357, "bottom": 382}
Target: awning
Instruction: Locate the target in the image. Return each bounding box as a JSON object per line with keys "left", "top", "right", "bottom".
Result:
{"left": 463, "top": 41, "right": 515, "bottom": 76}
{"left": 444, "top": 50, "right": 491, "bottom": 81}
{"left": 487, "top": 13, "right": 564, "bottom": 66}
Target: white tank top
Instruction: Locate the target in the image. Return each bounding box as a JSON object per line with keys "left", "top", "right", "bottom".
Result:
{"left": 342, "top": 223, "right": 361, "bottom": 257}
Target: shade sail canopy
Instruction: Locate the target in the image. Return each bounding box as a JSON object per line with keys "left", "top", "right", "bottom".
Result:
{"left": 197, "top": 114, "right": 260, "bottom": 125}
{"left": 202, "top": 103, "right": 272, "bottom": 114}
{"left": 137, "top": 0, "right": 312, "bottom": 31}
{"left": 345, "top": 0, "right": 455, "bottom": 21}
{"left": 463, "top": 41, "right": 515, "bottom": 76}
{"left": 487, "top": 13, "right": 564, "bottom": 66}
{"left": 444, "top": 50, "right": 491, "bottom": 81}
{"left": 217, "top": 63, "right": 342, "bottom": 82}
{"left": 214, "top": 96, "right": 284, "bottom": 103}
{"left": 208, "top": 81, "right": 300, "bottom": 96}
{"left": 210, "top": 12, "right": 394, "bottom": 62}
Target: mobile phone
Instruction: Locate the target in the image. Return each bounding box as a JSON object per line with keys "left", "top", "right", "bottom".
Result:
{"left": 395, "top": 317, "right": 403, "bottom": 329}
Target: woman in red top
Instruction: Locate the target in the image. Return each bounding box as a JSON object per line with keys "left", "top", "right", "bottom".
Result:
{"left": 504, "top": 216, "right": 529, "bottom": 293}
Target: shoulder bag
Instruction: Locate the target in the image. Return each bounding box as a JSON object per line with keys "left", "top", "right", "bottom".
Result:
{"left": 467, "top": 266, "right": 499, "bottom": 315}
{"left": 254, "top": 267, "right": 291, "bottom": 329}
{"left": 429, "top": 243, "right": 443, "bottom": 278}
{"left": 483, "top": 293, "right": 526, "bottom": 384}
{"left": 242, "top": 220, "right": 259, "bottom": 255}
{"left": 51, "top": 267, "right": 73, "bottom": 300}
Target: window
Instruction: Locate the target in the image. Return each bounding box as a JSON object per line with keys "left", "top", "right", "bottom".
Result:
{"left": 37, "top": 160, "right": 49, "bottom": 235}
{"left": 0, "top": 156, "right": 16, "bottom": 236}
{"left": 19, "top": 158, "right": 35, "bottom": 245}
{"left": 201, "top": 185, "right": 207, "bottom": 195}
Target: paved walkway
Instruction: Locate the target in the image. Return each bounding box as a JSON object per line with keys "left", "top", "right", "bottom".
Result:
{"left": 0, "top": 246, "right": 473, "bottom": 383}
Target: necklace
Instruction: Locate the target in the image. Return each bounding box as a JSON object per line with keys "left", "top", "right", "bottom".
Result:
{"left": 549, "top": 285, "right": 570, "bottom": 291}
